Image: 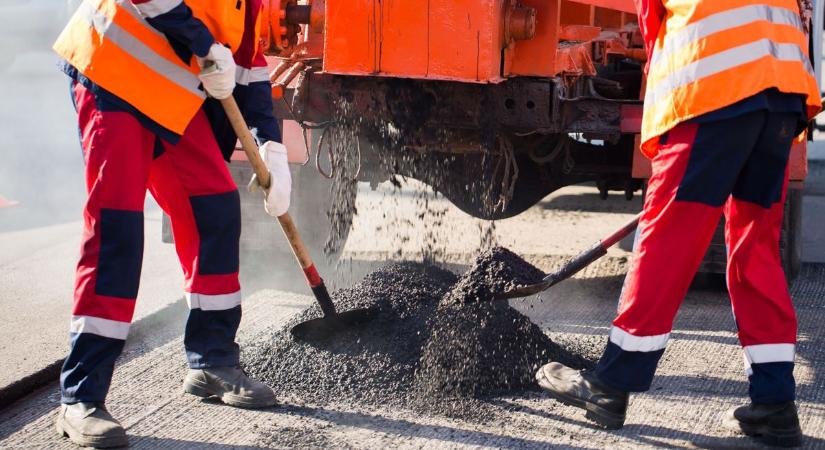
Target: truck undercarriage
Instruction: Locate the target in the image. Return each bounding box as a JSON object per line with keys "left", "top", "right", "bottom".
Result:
{"left": 280, "top": 69, "right": 644, "bottom": 219}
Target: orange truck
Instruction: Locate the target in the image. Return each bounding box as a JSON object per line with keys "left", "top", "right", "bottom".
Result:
{"left": 219, "top": 0, "right": 819, "bottom": 277}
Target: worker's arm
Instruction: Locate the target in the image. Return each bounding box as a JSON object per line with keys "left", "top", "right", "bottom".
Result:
{"left": 234, "top": 50, "right": 282, "bottom": 144}
{"left": 132, "top": 0, "right": 235, "bottom": 99}
{"left": 634, "top": 0, "right": 666, "bottom": 72}
{"left": 130, "top": 0, "right": 214, "bottom": 57}
{"left": 233, "top": 3, "right": 281, "bottom": 145}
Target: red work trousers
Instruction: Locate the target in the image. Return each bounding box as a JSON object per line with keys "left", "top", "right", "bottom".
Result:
{"left": 61, "top": 83, "right": 243, "bottom": 404}
{"left": 593, "top": 110, "right": 799, "bottom": 404}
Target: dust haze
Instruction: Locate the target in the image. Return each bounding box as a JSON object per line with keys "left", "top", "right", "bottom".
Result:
{"left": 0, "top": 1, "right": 89, "bottom": 232}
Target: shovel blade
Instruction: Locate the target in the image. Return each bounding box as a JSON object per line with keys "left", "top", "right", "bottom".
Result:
{"left": 290, "top": 307, "right": 379, "bottom": 341}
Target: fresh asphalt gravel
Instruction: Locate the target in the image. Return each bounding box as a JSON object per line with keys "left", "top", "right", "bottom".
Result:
{"left": 241, "top": 248, "right": 595, "bottom": 420}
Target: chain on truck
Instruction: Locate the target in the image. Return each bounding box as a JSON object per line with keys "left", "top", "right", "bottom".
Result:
{"left": 161, "top": 0, "right": 824, "bottom": 281}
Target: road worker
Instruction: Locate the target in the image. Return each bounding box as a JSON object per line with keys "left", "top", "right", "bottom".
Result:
{"left": 52, "top": 0, "right": 291, "bottom": 447}
{"left": 535, "top": 0, "right": 821, "bottom": 447}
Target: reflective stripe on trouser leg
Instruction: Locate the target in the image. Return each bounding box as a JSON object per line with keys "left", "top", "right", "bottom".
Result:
{"left": 594, "top": 112, "right": 768, "bottom": 392}
{"left": 743, "top": 344, "right": 795, "bottom": 403}
{"left": 725, "top": 111, "right": 798, "bottom": 404}
{"left": 61, "top": 83, "right": 153, "bottom": 403}
{"left": 147, "top": 109, "right": 242, "bottom": 369}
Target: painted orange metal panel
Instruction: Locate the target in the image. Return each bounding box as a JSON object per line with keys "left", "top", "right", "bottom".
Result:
{"left": 631, "top": 134, "right": 651, "bottom": 179}
{"left": 558, "top": 24, "right": 600, "bottom": 41}
{"left": 376, "top": 1, "right": 428, "bottom": 78}
{"left": 323, "top": 0, "right": 505, "bottom": 82}
{"left": 509, "top": 0, "right": 560, "bottom": 77}
{"left": 323, "top": 0, "right": 376, "bottom": 74}
{"left": 561, "top": 0, "right": 594, "bottom": 26}
{"left": 427, "top": 0, "right": 502, "bottom": 81}
{"left": 555, "top": 42, "right": 596, "bottom": 75}
{"left": 789, "top": 136, "right": 808, "bottom": 181}
{"left": 565, "top": 0, "right": 636, "bottom": 14}
{"left": 594, "top": 6, "right": 624, "bottom": 29}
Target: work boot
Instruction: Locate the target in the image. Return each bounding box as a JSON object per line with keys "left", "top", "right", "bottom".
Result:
{"left": 725, "top": 402, "right": 803, "bottom": 448}
{"left": 183, "top": 366, "right": 278, "bottom": 408}
{"left": 536, "top": 362, "right": 628, "bottom": 429}
{"left": 55, "top": 402, "right": 128, "bottom": 448}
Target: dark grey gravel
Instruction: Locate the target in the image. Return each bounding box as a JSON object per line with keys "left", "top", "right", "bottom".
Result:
{"left": 241, "top": 255, "right": 593, "bottom": 417}
{"left": 444, "top": 246, "right": 546, "bottom": 304}
{"left": 412, "top": 300, "right": 590, "bottom": 414}
{"left": 242, "top": 262, "right": 455, "bottom": 406}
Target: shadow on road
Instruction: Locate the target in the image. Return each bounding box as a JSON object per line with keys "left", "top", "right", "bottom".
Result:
{"left": 539, "top": 192, "right": 643, "bottom": 214}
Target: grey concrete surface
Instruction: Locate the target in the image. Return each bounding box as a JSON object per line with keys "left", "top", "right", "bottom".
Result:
{"left": 2, "top": 264, "right": 824, "bottom": 449}
{"left": 809, "top": 140, "right": 825, "bottom": 161}
{"left": 803, "top": 147, "right": 825, "bottom": 262}
{"left": 0, "top": 208, "right": 184, "bottom": 396}
{"left": 344, "top": 182, "right": 640, "bottom": 263}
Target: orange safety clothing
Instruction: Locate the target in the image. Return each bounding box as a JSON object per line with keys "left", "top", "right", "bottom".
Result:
{"left": 640, "top": 0, "right": 821, "bottom": 157}
{"left": 53, "top": 0, "right": 253, "bottom": 135}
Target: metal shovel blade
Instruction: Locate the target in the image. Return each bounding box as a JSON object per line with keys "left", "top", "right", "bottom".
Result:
{"left": 290, "top": 307, "right": 380, "bottom": 341}
{"left": 495, "top": 212, "right": 641, "bottom": 301}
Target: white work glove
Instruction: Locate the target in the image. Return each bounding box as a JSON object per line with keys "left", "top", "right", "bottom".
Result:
{"left": 249, "top": 141, "right": 291, "bottom": 217}
{"left": 197, "top": 43, "right": 236, "bottom": 100}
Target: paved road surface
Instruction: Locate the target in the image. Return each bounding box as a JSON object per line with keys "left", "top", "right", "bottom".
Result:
{"left": 2, "top": 263, "right": 824, "bottom": 449}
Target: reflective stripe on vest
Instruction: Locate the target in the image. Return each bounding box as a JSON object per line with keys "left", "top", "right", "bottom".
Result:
{"left": 645, "top": 39, "right": 813, "bottom": 110}
{"left": 53, "top": 0, "right": 246, "bottom": 135}
{"left": 640, "top": 1, "right": 821, "bottom": 157}
{"left": 132, "top": 0, "right": 182, "bottom": 18}
{"left": 649, "top": 4, "right": 804, "bottom": 71}
{"left": 76, "top": 1, "right": 204, "bottom": 98}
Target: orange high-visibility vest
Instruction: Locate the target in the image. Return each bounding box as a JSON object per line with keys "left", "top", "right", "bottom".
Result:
{"left": 641, "top": 0, "right": 821, "bottom": 157}
{"left": 53, "top": 0, "right": 247, "bottom": 135}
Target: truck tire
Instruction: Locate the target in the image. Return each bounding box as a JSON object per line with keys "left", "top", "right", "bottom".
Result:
{"left": 697, "top": 186, "right": 803, "bottom": 285}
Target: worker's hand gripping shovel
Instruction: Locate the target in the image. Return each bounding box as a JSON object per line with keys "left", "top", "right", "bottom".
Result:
{"left": 495, "top": 212, "right": 642, "bottom": 300}
{"left": 219, "top": 96, "right": 378, "bottom": 341}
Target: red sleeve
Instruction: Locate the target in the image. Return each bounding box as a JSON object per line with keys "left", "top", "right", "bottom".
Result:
{"left": 233, "top": 0, "right": 266, "bottom": 68}
{"left": 634, "top": 0, "right": 666, "bottom": 73}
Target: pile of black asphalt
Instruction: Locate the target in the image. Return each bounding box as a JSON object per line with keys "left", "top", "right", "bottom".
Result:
{"left": 241, "top": 248, "right": 594, "bottom": 417}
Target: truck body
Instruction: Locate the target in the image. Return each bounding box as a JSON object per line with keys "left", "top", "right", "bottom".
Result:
{"left": 221, "top": 0, "right": 819, "bottom": 276}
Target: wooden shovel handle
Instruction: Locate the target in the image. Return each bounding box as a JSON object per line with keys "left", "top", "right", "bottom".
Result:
{"left": 220, "top": 97, "right": 271, "bottom": 189}
{"left": 219, "top": 96, "right": 316, "bottom": 272}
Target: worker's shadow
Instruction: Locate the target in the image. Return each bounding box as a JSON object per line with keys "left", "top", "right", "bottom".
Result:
{"left": 491, "top": 397, "right": 825, "bottom": 449}
{"left": 273, "top": 404, "right": 592, "bottom": 449}
{"left": 539, "top": 191, "right": 644, "bottom": 214}
{"left": 125, "top": 437, "right": 272, "bottom": 449}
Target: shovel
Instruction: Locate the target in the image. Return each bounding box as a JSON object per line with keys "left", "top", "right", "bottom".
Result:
{"left": 495, "top": 212, "right": 642, "bottom": 300}
{"left": 219, "top": 96, "right": 378, "bottom": 341}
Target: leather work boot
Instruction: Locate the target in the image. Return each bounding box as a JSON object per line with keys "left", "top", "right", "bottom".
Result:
{"left": 725, "top": 402, "right": 803, "bottom": 448}
{"left": 536, "top": 362, "right": 628, "bottom": 429}
{"left": 183, "top": 366, "right": 278, "bottom": 408}
{"left": 55, "top": 402, "right": 128, "bottom": 448}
